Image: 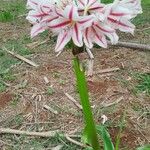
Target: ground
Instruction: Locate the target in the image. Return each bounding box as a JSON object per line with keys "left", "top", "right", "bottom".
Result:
{"left": 0, "top": 0, "right": 150, "bottom": 150}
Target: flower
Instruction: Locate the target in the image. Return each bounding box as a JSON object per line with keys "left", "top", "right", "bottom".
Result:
{"left": 26, "top": 0, "right": 56, "bottom": 37}
{"left": 84, "top": 21, "right": 119, "bottom": 49}
{"left": 48, "top": 5, "right": 94, "bottom": 52}
{"left": 103, "top": 0, "right": 142, "bottom": 34}
{"left": 26, "top": 0, "right": 142, "bottom": 53}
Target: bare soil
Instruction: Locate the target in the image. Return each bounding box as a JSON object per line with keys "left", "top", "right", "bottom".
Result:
{"left": 0, "top": 19, "right": 150, "bottom": 149}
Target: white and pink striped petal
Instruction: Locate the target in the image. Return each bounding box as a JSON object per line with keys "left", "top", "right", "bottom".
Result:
{"left": 55, "top": 30, "right": 71, "bottom": 52}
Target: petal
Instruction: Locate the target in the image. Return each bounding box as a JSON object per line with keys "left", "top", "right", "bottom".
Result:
{"left": 84, "top": 28, "right": 93, "bottom": 49}
{"left": 108, "top": 17, "right": 135, "bottom": 34}
{"left": 48, "top": 17, "right": 70, "bottom": 29}
{"left": 63, "top": 5, "right": 79, "bottom": 20}
{"left": 31, "top": 23, "right": 46, "bottom": 38}
{"left": 27, "top": 10, "right": 46, "bottom": 19}
{"left": 78, "top": 15, "right": 94, "bottom": 29}
{"left": 27, "top": 0, "right": 38, "bottom": 9}
{"left": 88, "top": 0, "right": 104, "bottom": 11}
{"left": 94, "top": 23, "right": 119, "bottom": 44}
{"left": 77, "top": 0, "right": 85, "bottom": 8}
{"left": 72, "top": 24, "right": 83, "bottom": 47}
{"left": 55, "top": 30, "right": 71, "bottom": 52}
{"left": 120, "top": 0, "right": 142, "bottom": 16}
{"left": 92, "top": 27, "right": 107, "bottom": 48}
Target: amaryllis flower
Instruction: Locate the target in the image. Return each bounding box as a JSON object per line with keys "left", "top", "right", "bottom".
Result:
{"left": 26, "top": 0, "right": 142, "bottom": 55}
{"left": 26, "top": 0, "right": 55, "bottom": 37}
{"left": 119, "top": 0, "right": 142, "bottom": 17}
{"left": 48, "top": 5, "right": 94, "bottom": 52}
{"left": 103, "top": 0, "right": 142, "bottom": 34}
{"left": 84, "top": 21, "right": 119, "bottom": 49}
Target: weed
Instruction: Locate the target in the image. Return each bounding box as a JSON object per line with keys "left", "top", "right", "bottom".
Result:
{"left": 0, "top": 0, "right": 26, "bottom": 22}
{"left": 134, "top": 73, "right": 150, "bottom": 95}
{"left": 59, "top": 79, "right": 66, "bottom": 85}
{"left": 47, "top": 86, "right": 55, "bottom": 95}
{"left": 53, "top": 72, "right": 61, "bottom": 78}
{"left": 0, "top": 82, "right": 6, "bottom": 92}
{"left": 0, "top": 11, "right": 13, "bottom": 22}
{"left": 10, "top": 95, "right": 20, "bottom": 107}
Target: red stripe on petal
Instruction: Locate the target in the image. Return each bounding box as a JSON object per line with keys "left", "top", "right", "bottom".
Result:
{"left": 95, "top": 24, "right": 114, "bottom": 33}
{"left": 89, "top": 6, "right": 103, "bottom": 11}
{"left": 85, "top": 28, "right": 90, "bottom": 45}
{"left": 69, "top": 6, "right": 74, "bottom": 20}
{"left": 74, "top": 24, "right": 79, "bottom": 43}
{"left": 92, "top": 27, "right": 105, "bottom": 45}
{"left": 46, "top": 16, "right": 59, "bottom": 23}
{"left": 78, "top": 0, "right": 84, "bottom": 6}
{"left": 110, "top": 12, "right": 128, "bottom": 16}
{"left": 49, "top": 20, "right": 71, "bottom": 29}
{"left": 89, "top": 0, "right": 98, "bottom": 8}
{"left": 30, "top": 0, "right": 38, "bottom": 6}
{"left": 108, "top": 17, "right": 132, "bottom": 28}
{"left": 56, "top": 32, "right": 68, "bottom": 50}
{"left": 78, "top": 18, "right": 93, "bottom": 24}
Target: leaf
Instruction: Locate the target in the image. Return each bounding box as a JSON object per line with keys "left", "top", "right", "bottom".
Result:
{"left": 136, "top": 145, "right": 150, "bottom": 150}
{"left": 96, "top": 125, "right": 114, "bottom": 150}
{"left": 73, "top": 57, "right": 100, "bottom": 150}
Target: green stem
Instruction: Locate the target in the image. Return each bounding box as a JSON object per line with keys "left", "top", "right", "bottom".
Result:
{"left": 73, "top": 57, "right": 100, "bottom": 150}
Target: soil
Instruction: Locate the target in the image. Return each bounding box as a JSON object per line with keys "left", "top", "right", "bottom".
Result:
{"left": 0, "top": 92, "right": 13, "bottom": 109}
{"left": 0, "top": 11, "right": 150, "bottom": 150}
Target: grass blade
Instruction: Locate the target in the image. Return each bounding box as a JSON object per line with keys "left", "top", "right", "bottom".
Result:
{"left": 96, "top": 125, "right": 114, "bottom": 150}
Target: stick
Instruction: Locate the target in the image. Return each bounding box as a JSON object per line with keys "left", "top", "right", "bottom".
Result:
{"left": 136, "top": 27, "right": 150, "bottom": 32}
{"left": 86, "top": 47, "right": 94, "bottom": 76}
{"left": 0, "top": 128, "right": 58, "bottom": 137}
{"left": 101, "top": 96, "right": 124, "bottom": 108}
{"left": 65, "top": 134, "right": 86, "bottom": 148}
{"left": 3, "top": 47, "right": 39, "bottom": 67}
{"left": 26, "top": 38, "right": 49, "bottom": 49}
{"left": 65, "top": 93, "right": 82, "bottom": 110}
{"left": 43, "top": 105, "right": 58, "bottom": 115}
{"left": 93, "top": 67, "right": 120, "bottom": 75}
{"left": 51, "top": 145, "right": 63, "bottom": 150}
{"left": 0, "top": 128, "right": 83, "bottom": 147}
{"left": 109, "top": 41, "right": 150, "bottom": 51}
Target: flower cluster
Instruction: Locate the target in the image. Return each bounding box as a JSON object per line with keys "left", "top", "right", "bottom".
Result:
{"left": 26, "top": 0, "right": 142, "bottom": 53}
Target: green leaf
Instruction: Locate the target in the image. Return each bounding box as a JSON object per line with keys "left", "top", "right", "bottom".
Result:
{"left": 73, "top": 57, "right": 100, "bottom": 150}
{"left": 96, "top": 125, "right": 114, "bottom": 150}
{"left": 136, "top": 145, "right": 150, "bottom": 150}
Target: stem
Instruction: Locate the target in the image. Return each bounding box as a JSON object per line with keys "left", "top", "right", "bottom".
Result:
{"left": 73, "top": 57, "right": 100, "bottom": 150}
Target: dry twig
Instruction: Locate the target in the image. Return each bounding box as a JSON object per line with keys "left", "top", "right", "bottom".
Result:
{"left": 43, "top": 105, "right": 58, "bottom": 115}
{"left": 65, "top": 134, "right": 86, "bottom": 148}
{"left": 109, "top": 41, "right": 150, "bottom": 51}
{"left": 26, "top": 38, "right": 49, "bottom": 49}
{"left": 0, "top": 128, "right": 58, "bottom": 137}
{"left": 65, "top": 93, "right": 82, "bottom": 110}
{"left": 0, "top": 128, "right": 84, "bottom": 147}
{"left": 3, "top": 47, "right": 39, "bottom": 67}
{"left": 101, "top": 96, "right": 124, "bottom": 108}
{"left": 93, "top": 67, "right": 120, "bottom": 75}
{"left": 51, "top": 145, "right": 63, "bottom": 150}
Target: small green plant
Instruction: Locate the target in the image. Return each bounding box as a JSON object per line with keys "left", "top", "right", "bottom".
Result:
{"left": 11, "top": 95, "right": 20, "bottom": 107}
{"left": 0, "top": 11, "right": 13, "bottom": 22}
{"left": 134, "top": 73, "right": 150, "bottom": 95}
{"left": 0, "top": 82, "right": 6, "bottom": 92}
{"left": 47, "top": 86, "right": 55, "bottom": 95}
{"left": 0, "top": 0, "right": 26, "bottom": 22}
{"left": 137, "top": 145, "right": 150, "bottom": 150}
